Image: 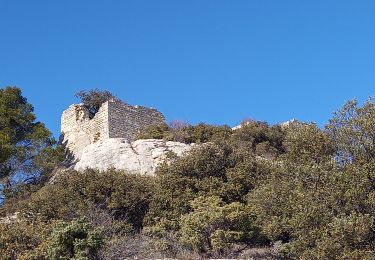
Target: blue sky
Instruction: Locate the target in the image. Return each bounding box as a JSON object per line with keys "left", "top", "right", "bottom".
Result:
{"left": 1, "top": 1, "right": 375, "bottom": 138}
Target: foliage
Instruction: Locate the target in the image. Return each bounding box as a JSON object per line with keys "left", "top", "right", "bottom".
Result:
{"left": 144, "top": 142, "right": 272, "bottom": 241}
{"left": 180, "top": 123, "right": 233, "bottom": 144}
{"left": 0, "top": 168, "right": 154, "bottom": 258}
{"left": 230, "top": 120, "right": 285, "bottom": 158}
{"left": 101, "top": 232, "right": 200, "bottom": 259}
{"left": 249, "top": 161, "right": 375, "bottom": 259}
{"left": 136, "top": 122, "right": 233, "bottom": 144}
{"left": 327, "top": 98, "right": 375, "bottom": 164}
{"left": 283, "top": 122, "right": 334, "bottom": 165}
{"left": 0, "top": 86, "right": 58, "bottom": 185}
{"left": 136, "top": 123, "right": 172, "bottom": 140}
{"left": 18, "top": 169, "right": 154, "bottom": 230}
{"left": 248, "top": 114, "right": 375, "bottom": 259}
{"left": 0, "top": 218, "right": 52, "bottom": 260}
{"left": 143, "top": 119, "right": 285, "bottom": 234}
{"left": 47, "top": 218, "right": 103, "bottom": 260}
{"left": 75, "top": 89, "right": 116, "bottom": 117}
{"left": 179, "top": 196, "right": 264, "bottom": 254}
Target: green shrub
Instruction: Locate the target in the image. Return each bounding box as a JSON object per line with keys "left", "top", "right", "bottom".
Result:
{"left": 18, "top": 169, "right": 154, "bottom": 230}
{"left": 136, "top": 123, "right": 172, "bottom": 140}
{"left": 179, "top": 196, "right": 265, "bottom": 254}
{"left": 144, "top": 142, "right": 272, "bottom": 241}
{"left": 136, "top": 122, "right": 233, "bottom": 144}
{"left": 47, "top": 218, "right": 103, "bottom": 260}
{"left": 249, "top": 153, "right": 375, "bottom": 259}
{"left": 283, "top": 122, "right": 334, "bottom": 165}
{"left": 327, "top": 98, "right": 375, "bottom": 164}
{"left": 75, "top": 89, "right": 116, "bottom": 118}
{"left": 230, "top": 120, "right": 285, "bottom": 157}
{"left": 0, "top": 218, "right": 53, "bottom": 260}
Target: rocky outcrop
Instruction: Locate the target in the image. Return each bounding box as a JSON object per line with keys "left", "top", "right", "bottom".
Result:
{"left": 74, "top": 138, "right": 193, "bottom": 175}
{"left": 60, "top": 101, "right": 192, "bottom": 175}
{"left": 61, "top": 100, "right": 165, "bottom": 160}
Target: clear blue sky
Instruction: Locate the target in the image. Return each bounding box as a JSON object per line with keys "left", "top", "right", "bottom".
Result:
{"left": 1, "top": 1, "right": 375, "bottom": 138}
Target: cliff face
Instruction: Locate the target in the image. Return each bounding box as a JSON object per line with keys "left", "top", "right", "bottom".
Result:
{"left": 74, "top": 138, "right": 193, "bottom": 175}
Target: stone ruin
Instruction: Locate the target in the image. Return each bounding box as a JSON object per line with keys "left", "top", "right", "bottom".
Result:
{"left": 61, "top": 99, "right": 165, "bottom": 159}
{"left": 60, "top": 99, "right": 192, "bottom": 175}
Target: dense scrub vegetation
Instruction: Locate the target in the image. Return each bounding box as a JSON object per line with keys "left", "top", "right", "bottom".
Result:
{"left": 0, "top": 87, "right": 374, "bottom": 259}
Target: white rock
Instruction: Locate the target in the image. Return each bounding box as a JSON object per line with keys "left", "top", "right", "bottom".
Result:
{"left": 74, "top": 138, "right": 193, "bottom": 175}
{"left": 232, "top": 121, "right": 251, "bottom": 130}
{"left": 280, "top": 118, "right": 298, "bottom": 128}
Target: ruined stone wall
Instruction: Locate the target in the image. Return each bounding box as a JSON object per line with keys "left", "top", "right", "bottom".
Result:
{"left": 61, "top": 102, "right": 109, "bottom": 159}
{"left": 61, "top": 99, "right": 165, "bottom": 160}
{"left": 108, "top": 100, "right": 165, "bottom": 140}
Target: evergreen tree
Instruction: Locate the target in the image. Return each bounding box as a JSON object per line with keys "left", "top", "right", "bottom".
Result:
{"left": 0, "top": 86, "right": 58, "bottom": 186}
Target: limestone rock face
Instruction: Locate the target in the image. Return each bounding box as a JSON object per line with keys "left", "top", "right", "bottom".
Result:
{"left": 74, "top": 138, "right": 193, "bottom": 175}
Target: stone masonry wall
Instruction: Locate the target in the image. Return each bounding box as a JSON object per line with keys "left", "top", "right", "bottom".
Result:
{"left": 61, "top": 102, "right": 109, "bottom": 159}
{"left": 61, "top": 99, "right": 165, "bottom": 160}
{"left": 108, "top": 100, "right": 165, "bottom": 140}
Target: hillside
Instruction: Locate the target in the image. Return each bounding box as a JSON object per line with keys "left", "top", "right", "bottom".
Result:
{"left": 0, "top": 87, "right": 374, "bottom": 259}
